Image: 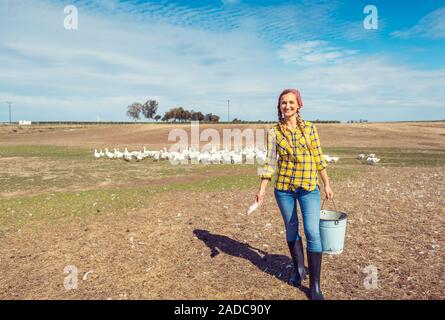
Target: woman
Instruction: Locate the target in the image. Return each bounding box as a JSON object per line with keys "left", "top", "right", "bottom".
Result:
{"left": 255, "top": 88, "right": 334, "bottom": 300}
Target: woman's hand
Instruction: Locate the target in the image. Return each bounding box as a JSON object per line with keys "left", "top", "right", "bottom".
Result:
{"left": 255, "top": 188, "right": 266, "bottom": 205}
{"left": 323, "top": 184, "right": 334, "bottom": 200}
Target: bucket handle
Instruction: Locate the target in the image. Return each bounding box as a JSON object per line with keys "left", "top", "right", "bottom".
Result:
{"left": 321, "top": 197, "right": 337, "bottom": 212}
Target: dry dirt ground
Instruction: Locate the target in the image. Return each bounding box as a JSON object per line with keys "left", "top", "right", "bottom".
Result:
{"left": 1, "top": 121, "right": 444, "bottom": 150}
{"left": 0, "top": 122, "right": 444, "bottom": 300}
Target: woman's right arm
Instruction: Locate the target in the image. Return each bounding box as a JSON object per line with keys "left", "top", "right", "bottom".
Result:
{"left": 256, "top": 127, "right": 278, "bottom": 205}
{"left": 256, "top": 178, "right": 270, "bottom": 205}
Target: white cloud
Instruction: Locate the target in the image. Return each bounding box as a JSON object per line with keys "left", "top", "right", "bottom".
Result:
{"left": 277, "top": 40, "right": 358, "bottom": 65}
{"left": 0, "top": 0, "right": 444, "bottom": 122}
{"left": 391, "top": 6, "right": 445, "bottom": 39}
{"left": 287, "top": 55, "right": 445, "bottom": 120}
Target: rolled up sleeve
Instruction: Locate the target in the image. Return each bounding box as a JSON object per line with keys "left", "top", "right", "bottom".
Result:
{"left": 310, "top": 124, "right": 328, "bottom": 171}
{"left": 258, "top": 127, "right": 278, "bottom": 180}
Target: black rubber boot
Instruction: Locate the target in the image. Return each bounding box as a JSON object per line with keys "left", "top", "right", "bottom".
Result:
{"left": 307, "top": 251, "right": 325, "bottom": 300}
{"left": 287, "top": 238, "right": 307, "bottom": 287}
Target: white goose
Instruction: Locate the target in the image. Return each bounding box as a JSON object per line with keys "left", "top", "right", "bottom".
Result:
{"left": 161, "top": 148, "right": 169, "bottom": 160}
{"left": 123, "top": 148, "right": 132, "bottom": 162}
{"left": 114, "top": 148, "right": 124, "bottom": 159}
{"left": 123, "top": 147, "right": 131, "bottom": 157}
{"left": 255, "top": 151, "right": 266, "bottom": 164}
{"left": 94, "top": 149, "right": 101, "bottom": 159}
{"left": 142, "top": 146, "right": 150, "bottom": 158}
{"left": 367, "top": 157, "right": 380, "bottom": 165}
{"left": 329, "top": 156, "right": 340, "bottom": 163}
{"left": 231, "top": 153, "right": 243, "bottom": 164}
{"left": 105, "top": 148, "right": 115, "bottom": 159}
{"left": 222, "top": 154, "right": 232, "bottom": 164}
{"left": 136, "top": 152, "right": 143, "bottom": 161}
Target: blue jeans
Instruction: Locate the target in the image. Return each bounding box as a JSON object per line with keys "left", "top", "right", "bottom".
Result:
{"left": 274, "top": 185, "right": 322, "bottom": 253}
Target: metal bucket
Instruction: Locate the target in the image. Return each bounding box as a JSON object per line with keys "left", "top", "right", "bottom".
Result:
{"left": 320, "top": 199, "right": 347, "bottom": 255}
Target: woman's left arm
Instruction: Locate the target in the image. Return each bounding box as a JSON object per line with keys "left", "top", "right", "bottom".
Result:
{"left": 310, "top": 124, "right": 334, "bottom": 199}
{"left": 318, "top": 168, "right": 334, "bottom": 199}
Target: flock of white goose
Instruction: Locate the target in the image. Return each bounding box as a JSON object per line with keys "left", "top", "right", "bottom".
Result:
{"left": 358, "top": 153, "right": 381, "bottom": 165}
{"left": 94, "top": 146, "right": 264, "bottom": 164}
{"left": 93, "top": 147, "right": 380, "bottom": 165}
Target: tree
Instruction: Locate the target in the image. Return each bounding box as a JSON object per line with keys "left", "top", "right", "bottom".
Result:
{"left": 162, "top": 113, "right": 170, "bottom": 122}
{"left": 162, "top": 107, "right": 219, "bottom": 122}
{"left": 142, "top": 99, "right": 158, "bottom": 120}
{"left": 196, "top": 112, "right": 205, "bottom": 121}
{"left": 127, "top": 102, "right": 142, "bottom": 121}
{"left": 177, "top": 107, "right": 187, "bottom": 121}
{"left": 204, "top": 113, "right": 220, "bottom": 122}
{"left": 154, "top": 115, "right": 161, "bottom": 122}
{"left": 191, "top": 111, "right": 204, "bottom": 121}
{"left": 167, "top": 107, "right": 187, "bottom": 122}
{"left": 183, "top": 110, "right": 191, "bottom": 121}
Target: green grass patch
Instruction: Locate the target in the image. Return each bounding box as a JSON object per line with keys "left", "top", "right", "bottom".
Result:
{"left": 0, "top": 145, "right": 90, "bottom": 160}
{"left": 326, "top": 166, "right": 362, "bottom": 182}
{"left": 0, "top": 173, "right": 259, "bottom": 234}
{"left": 159, "top": 163, "right": 253, "bottom": 176}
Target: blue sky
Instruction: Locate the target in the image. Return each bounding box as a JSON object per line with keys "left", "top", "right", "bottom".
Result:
{"left": 0, "top": 0, "right": 444, "bottom": 122}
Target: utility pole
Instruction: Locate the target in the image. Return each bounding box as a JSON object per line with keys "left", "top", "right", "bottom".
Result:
{"left": 5, "top": 101, "right": 12, "bottom": 124}
{"left": 227, "top": 99, "right": 230, "bottom": 123}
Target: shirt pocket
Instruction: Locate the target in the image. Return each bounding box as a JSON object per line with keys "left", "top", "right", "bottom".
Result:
{"left": 276, "top": 136, "right": 290, "bottom": 155}
{"left": 296, "top": 136, "right": 310, "bottom": 153}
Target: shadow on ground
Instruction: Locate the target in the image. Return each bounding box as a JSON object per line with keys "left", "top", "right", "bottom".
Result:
{"left": 193, "top": 229, "right": 310, "bottom": 297}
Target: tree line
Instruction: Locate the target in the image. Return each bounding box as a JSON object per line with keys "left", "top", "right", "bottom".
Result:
{"left": 126, "top": 100, "right": 340, "bottom": 123}
{"left": 126, "top": 100, "right": 220, "bottom": 122}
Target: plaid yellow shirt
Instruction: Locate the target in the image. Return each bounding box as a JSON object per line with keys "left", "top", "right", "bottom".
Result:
{"left": 258, "top": 121, "right": 328, "bottom": 192}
